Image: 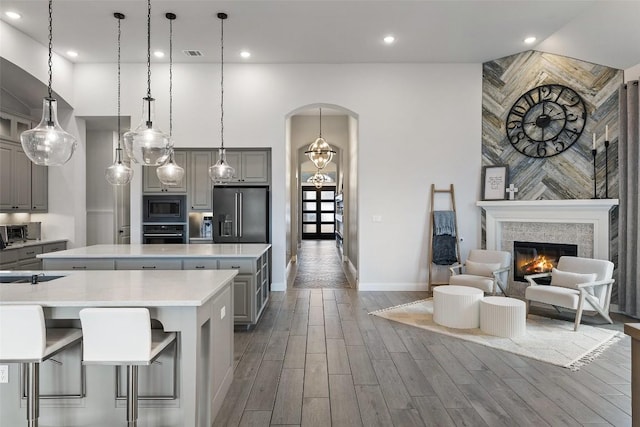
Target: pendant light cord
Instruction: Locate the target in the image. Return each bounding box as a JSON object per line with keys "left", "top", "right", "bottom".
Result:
{"left": 220, "top": 14, "right": 225, "bottom": 150}
{"left": 319, "top": 107, "right": 322, "bottom": 138}
{"left": 169, "top": 16, "right": 173, "bottom": 138}
{"left": 47, "top": 0, "right": 53, "bottom": 100}
{"left": 117, "top": 13, "right": 122, "bottom": 160}
{"left": 146, "top": 0, "right": 152, "bottom": 99}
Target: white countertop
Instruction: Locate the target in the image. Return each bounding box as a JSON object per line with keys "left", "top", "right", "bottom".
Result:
{"left": 0, "top": 269, "right": 237, "bottom": 307}
{"left": 2, "top": 239, "right": 68, "bottom": 250}
{"left": 37, "top": 243, "right": 271, "bottom": 259}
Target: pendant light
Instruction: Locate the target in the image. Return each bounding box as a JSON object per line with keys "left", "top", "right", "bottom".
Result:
{"left": 156, "top": 13, "right": 185, "bottom": 186}
{"left": 208, "top": 12, "right": 235, "bottom": 183}
{"left": 20, "top": 0, "right": 78, "bottom": 166}
{"left": 311, "top": 169, "right": 325, "bottom": 189}
{"left": 105, "top": 12, "right": 134, "bottom": 186}
{"left": 305, "top": 107, "right": 336, "bottom": 170}
{"left": 123, "top": 0, "right": 172, "bottom": 166}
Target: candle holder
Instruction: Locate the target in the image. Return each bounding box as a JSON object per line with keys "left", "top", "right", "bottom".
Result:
{"left": 592, "top": 148, "right": 598, "bottom": 199}
{"left": 604, "top": 140, "right": 610, "bottom": 199}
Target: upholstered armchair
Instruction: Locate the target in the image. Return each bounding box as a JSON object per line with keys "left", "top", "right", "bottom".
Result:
{"left": 448, "top": 249, "right": 511, "bottom": 295}
{"left": 524, "top": 256, "right": 614, "bottom": 331}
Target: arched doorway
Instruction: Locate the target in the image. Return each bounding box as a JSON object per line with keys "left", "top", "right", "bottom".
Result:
{"left": 285, "top": 104, "right": 359, "bottom": 289}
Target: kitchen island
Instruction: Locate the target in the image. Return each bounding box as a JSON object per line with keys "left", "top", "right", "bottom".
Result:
{"left": 39, "top": 243, "right": 271, "bottom": 326}
{"left": 0, "top": 269, "right": 236, "bottom": 426}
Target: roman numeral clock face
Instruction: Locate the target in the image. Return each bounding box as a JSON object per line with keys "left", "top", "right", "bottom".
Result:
{"left": 506, "top": 84, "right": 587, "bottom": 158}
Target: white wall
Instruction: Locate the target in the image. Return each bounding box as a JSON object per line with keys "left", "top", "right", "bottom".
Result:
{"left": 70, "top": 62, "right": 482, "bottom": 291}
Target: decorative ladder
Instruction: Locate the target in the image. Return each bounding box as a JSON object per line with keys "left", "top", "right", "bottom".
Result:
{"left": 428, "top": 184, "right": 461, "bottom": 291}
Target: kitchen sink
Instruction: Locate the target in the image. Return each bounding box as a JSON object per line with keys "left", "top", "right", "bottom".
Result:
{"left": 0, "top": 275, "right": 64, "bottom": 284}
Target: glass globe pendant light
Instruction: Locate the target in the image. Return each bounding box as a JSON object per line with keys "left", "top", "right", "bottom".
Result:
{"left": 311, "top": 169, "right": 325, "bottom": 189}
{"left": 156, "top": 13, "right": 185, "bottom": 186}
{"left": 305, "top": 107, "right": 336, "bottom": 170}
{"left": 123, "top": 0, "right": 171, "bottom": 166}
{"left": 20, "top": 0, "right": 78, "bottom": 166}
{"left": 208, "top": 12, "right": 235, "bottom": 183}
{"left": 105, "top": 12, "right": 133, "bottom": 186}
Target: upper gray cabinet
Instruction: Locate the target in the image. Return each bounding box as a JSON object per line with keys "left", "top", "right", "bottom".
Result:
{"left": 142, "top": 150, "right": 188, "bottom": 193}
{"left": 189, "top": 150, "right": 214, "bottom": 211}
{"left": 0, "top": 141, "right": 31, "bottom": 211}
{"left": 224, "top": 149, "right": 271, "bottom": 184}
{"left": 0, "top": 111, "right": 49, "bottom": 213}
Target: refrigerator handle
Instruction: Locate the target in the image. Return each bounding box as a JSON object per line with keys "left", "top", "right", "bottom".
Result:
{"left": 234, "top": 192, "right": 239, "bottom": 237}
{"left": 238, "top": 192, "right": 243, "bottom": 237}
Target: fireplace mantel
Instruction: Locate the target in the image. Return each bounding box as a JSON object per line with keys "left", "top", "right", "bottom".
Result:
{"left": 477, "top": 199, "right": 619, "bottom": 260}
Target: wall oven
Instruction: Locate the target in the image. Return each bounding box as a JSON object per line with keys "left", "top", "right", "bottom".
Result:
{"left": 143, "top": 195, "right": 186, "bottom": 223}
{"left": 142, "top": 224, "right": 186, "bottom": 244}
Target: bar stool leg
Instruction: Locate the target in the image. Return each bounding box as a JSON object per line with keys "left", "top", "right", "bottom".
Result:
{"left": 25, "top": 362, "right": 39, "bottom": 427}
{"left": 126, "top": 365, "right": 138, "bottom": 427}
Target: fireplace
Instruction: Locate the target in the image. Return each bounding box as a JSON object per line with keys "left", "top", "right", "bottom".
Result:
{"left": 513, "top": 241, "right": 578, "bottom": 283}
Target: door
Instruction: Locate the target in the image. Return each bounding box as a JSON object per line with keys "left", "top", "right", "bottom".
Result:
{"left": 301, "top": 185, "right": 335, "bottom": 240}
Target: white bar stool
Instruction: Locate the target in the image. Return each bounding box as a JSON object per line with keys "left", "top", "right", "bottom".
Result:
{"left": 79, "top": 308, "right": 176, "bottom": 427}
{"left": 0, "top": 305, "right": 83, "bottom": 427}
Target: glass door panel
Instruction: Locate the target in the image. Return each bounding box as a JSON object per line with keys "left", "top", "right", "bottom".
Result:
{"left": 301, "top": 185, "right": 336, "bottom": 239}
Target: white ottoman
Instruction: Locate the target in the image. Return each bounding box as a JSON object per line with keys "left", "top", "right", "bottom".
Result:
{"left": 433, "top": 285, "right": 484, "bottom": 329}
{"left": 480, "top": 296, "right": 526, "bottom": 338}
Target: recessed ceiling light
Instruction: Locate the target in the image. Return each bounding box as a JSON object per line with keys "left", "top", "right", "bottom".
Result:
{"left": 5, "top": 11, "right": 21, "bottom": 20}
{"left": 383, "top": 35, "right": 395, "bottom": 45}
{"left": 240, "top": 51, "right": 251, "bottom": 59}
{"left": 524, "top": 36, "right": 537, "bottom": 45}
{"left": 153, "top": 50, "right": 165, "bottom": 58}
{"left": 66, "top": 51, "right": 78, "bottom": 58}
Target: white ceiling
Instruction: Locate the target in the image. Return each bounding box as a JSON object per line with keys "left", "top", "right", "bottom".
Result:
{"left": 1, "top": 0, "right": 639, "bottom": 69}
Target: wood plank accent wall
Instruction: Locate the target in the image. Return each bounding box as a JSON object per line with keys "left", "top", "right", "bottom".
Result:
{"left": 482, "top": 50, "right": 623, "bottom": 200}
{"left": 481, "top": 50, "right": 623, "bottom": 298}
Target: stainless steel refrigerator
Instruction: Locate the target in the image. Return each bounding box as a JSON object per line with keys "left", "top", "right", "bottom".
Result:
{"left": 213, "top": 187, "right": 269, "bottom": 243}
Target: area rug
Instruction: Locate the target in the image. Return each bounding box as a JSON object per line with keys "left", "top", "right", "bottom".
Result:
{"left": 370, "top": 299, "right": 622, "bottom": 371}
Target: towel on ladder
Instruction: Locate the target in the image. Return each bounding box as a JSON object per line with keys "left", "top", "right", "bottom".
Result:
{"left": 432, "top": 211, "right": 457, "bottom": 265}
{"left": 433, "top": 211, "right": 456, "bottom": 237}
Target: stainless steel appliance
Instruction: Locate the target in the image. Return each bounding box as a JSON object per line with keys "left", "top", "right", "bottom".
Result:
{"left": 0, "top": 224, "right": 28, "bottom": 245}
{"left": 26, "top": 222, "right": 41, "bottom": 240}
{"left": 213, "top": 187, "right": 269, "bottom": 243}
{"left": 142, "top": 224, "right": 186, "bottom": 244}
{"left": 143, "top": 195, "right": 186, "bottom": 223}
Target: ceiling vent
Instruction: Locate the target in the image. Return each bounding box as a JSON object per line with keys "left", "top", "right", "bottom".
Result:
{"left": 183, "top": 50, "right": 203, "bottom": 57}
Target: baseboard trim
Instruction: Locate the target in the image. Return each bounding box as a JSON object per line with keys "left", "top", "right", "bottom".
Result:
{"left": 358, "top": 282, "right": 428, "bottom": 292}
{"left": 271, "top": 281, "right": 286, "bottom": 292}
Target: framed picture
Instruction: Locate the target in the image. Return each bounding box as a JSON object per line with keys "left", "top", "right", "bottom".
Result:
{"left": 482, "top": 165, "right": 509, "bottom": 200}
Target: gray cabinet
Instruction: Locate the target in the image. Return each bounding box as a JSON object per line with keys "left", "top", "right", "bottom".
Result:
{"left": 31, "top": 163, "right": 48, "bottom": 211}
{"left": 232, "top": 274, "right": 252, "bottom": 323}
{"left": 43, "top": 258, "right": 114, "bottom": 270}
{"left": 224, "top": 149, "right": 270, "bottom": 184}
{"left": 0, "top": 140, "right": 32, "bottom": 211}
{"left": 2, "top": 241, "right": 66, "bottom": 271}
{"left": 115, "top": 259, "right": 182, "bottom": 270}
{"left": 0, "top": 111, "right": 48, "bottom": 213}
{"left": 142, "top": 150, "right": 187, "bottom": 193}
{"left": 188, "top": 150, "right": 213, "bottom": 211}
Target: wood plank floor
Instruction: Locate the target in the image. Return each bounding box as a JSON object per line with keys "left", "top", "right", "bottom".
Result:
{"left": 214, "top": 288, "right": 633, "bottom": 426}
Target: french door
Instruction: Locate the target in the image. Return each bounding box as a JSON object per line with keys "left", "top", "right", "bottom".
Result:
{"left": 301, "top": 185, "right": 336, "bottom": 239}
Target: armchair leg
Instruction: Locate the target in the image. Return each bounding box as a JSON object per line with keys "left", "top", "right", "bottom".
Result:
{"left": 575, "top": 293, "right": 586, "bottom": 331}
{"left": 526, "top": 300, "right": 530, "bottom": 318}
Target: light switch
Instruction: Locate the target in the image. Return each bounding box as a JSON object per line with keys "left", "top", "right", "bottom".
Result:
{"left": 220, "top": 306, "right": 226, "bottom": 319}
{"left": 372, "top": 215, "right": 383, "bottom": 223}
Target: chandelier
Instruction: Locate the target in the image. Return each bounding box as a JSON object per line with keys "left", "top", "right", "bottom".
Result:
{"left": 305, "top": 107, "right": 336, "bottom": 170}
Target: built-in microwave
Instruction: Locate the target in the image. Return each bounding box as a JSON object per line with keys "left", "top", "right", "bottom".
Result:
{"left": 143, "top": 195, "right": 186, "bottom": 223}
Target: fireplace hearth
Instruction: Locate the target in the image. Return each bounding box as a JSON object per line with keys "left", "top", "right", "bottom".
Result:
{"left": 513, "top": 241, "right": 578, "bottom": 283}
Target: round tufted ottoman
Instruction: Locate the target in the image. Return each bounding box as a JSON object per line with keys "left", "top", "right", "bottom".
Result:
{"left": 433, "top": 285, "right": 484, "bottom": 328}
{"left": 480, "top": 296, "right": 526, "bottom": 338}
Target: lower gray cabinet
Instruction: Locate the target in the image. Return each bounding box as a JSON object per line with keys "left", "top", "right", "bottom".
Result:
{"left": 115, "top": 259, "right": 182, "bottom": 270}
{"left": 233, "top": 274, "right": 252, "bottom": 323}
{"left": 43, "top": 259, "right": 115, "bottom": 270}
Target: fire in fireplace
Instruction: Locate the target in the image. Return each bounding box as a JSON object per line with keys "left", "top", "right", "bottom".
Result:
{"left": 513, "top": 241, "right": 578, "bottom": 283}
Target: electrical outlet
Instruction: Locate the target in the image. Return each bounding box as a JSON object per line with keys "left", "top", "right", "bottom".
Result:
{"left": 220, "top": 306, "right": 226, "bottom": 319}
{"left": 0, "top": 365, "right": 8, "bottom": 383}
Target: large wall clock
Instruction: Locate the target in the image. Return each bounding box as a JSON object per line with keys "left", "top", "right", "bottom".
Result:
{"left": 506, "top": 84, "right": 587, "bottom": 158}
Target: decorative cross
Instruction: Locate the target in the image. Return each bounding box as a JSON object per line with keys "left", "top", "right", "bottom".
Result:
{"left": 506, "top": 183, "right": 519, "bottom": 200}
